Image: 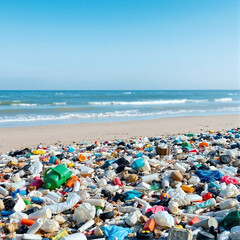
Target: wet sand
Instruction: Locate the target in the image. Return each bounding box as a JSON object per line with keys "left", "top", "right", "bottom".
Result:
{"left": 0, "top": 114, "right": 239, "bottom": 153}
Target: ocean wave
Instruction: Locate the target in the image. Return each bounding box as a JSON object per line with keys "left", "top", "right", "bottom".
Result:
{"left": 0, "top": 107, "right": 239, "bottom": 123}
{"left": 11, "top": 103, "right": 38, "bottom": 107}
{"left": 53, "top": 102, "right": 67, "bottom": 105}
{"left": 123, "top": 92, "right": 132, "bottom": 95}
{"left": 0, "top": 100, "right": 21, "bottom": 105}
{"left": 88, "top": 99, "right": 208, "bottom": 105}
{"left": 214, "top": 98, "right": 232, "bottom": 102}
{"left": 55, "top": 92, "right": 64, "bottom": 95}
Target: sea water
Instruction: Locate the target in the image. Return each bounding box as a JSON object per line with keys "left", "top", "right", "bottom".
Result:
{"left": 0, "top": 90, "right": 239, "bottom": 127}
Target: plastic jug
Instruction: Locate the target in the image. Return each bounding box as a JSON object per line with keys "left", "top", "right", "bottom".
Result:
{"left": 44, "top": 165, "right": 72, "bottom": 189}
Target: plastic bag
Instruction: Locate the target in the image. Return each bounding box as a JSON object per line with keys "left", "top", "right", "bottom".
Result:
{"left": 153, "top": 211, "right": 175, "bottom": 228}
{"left": 102, "top": 225, "right": 132, "bottom": 240}
{"left": 42, "top": 193, "right": 80, "bottom": 214}
{"left": 220, "top": 210, "right": 240, "bottom": 230}
{"left": 195, "top": 170, "right": 223, "bottom": 182}
{"left": 29, "top": 160, "right": 43, "bottom": 176}
{"left": 40, "top": 219, "right": 59, "bottom": 233}
{"left": 220, "top": 175, "right": 239, "bottom": 185}
{"left": 124, "top": 190, "right": 142, "bottom": 201}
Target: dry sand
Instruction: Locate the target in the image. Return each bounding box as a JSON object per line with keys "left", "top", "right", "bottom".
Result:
{"left": 0, "top": 114, "right": 239, "bottom": 153}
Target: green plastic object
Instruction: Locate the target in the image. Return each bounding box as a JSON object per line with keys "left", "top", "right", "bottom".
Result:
{"left": 151, "top": 182, "right": 161, "bottom": 190}
{"left": 44, "top": 164, "right": 72, "bottom": 189}
{"left": 187, "top": 133, "right": 194, "bottom": 137}
{"left": 182, "top": 142, "right": 192, "bottom": 148}
{"left": 220, "top": 210, "right": 240, "bottom": 230}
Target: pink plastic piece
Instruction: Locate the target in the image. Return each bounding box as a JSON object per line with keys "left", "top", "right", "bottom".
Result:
{"left": 145, "top": 205, "right": 166, "bottom": 214}
{"left": 220, "top": 175, "right": 239, "bottom": 185}
{"left": 114, "top": 178, "right": 122, "bottom": 186}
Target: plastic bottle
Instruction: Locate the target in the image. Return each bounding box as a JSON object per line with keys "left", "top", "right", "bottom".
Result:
{"left": 42, "top": 193, "right": 80, "bottom": 214}
{"left": 27, "top": 218, "right": 44, "bottom": 234}
{"left": 86, "top": 199, "right": 105, "bottom": 207}
{"left": 174, "top": 163, "right": 186, "bottom": 172}
{"left": 220, "top": 199, "right": 238, "bottom": 210}
{"left": 141, "top": 173, "right": 159, "bottom": 183}
{"left": 196, "top": 198, "right": 216, "bottom": 209}
{"left": 217, "top": 231, "right": 230, "bottom": 240}
{"left": 188, "top": 194, "right": 203, "bottom": 202}
{"left": 28, "top": 209, "right": 52, "bottom": 220}
{"left": 0, "top": 186, "right": 9, "bottom": 196}
{"left": 181, "top": 185, "right": 194, "bottom": 193}
{"left": 168, "top": 201, "right": 179, "bottom": 214}
{"left": 202, "top": 192, "right": 213, "bottom": 201}
{"left": 78, "top": 219, "right": 95, "bottom": 232}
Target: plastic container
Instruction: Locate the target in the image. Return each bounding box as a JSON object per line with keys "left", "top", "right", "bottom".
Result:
{"left": 196, "top": 198, "right": 216, "bottom": 209}
{"left": 0, "top": 186, "right": 8, "bottom": 196}
{"left": 86, "top": 199, "right": 105, "bottom": 207}
{"left": 28, "top": 209, "right": 52, "bottom": 220}
{"left": 73, "top": 202, "right": 96, "bottom": 223}
{"left": 175, "top": 163, "right": 186, "bottom": 172}
{"left": 78, "top": 219, "right": 95, "bottom": 232}
{"left": 131, "top": 158, "right": 145, "bottom": 170}
{"left": 141, "top": 173, "right": 159, "bottom": 183}
{"left": 21, "top": 218, "right": 35, "bottom": 226}
{"left": 29, "top": 176, "right": 44, "bottom": 190}
{"left": 181, "top": 185, "right": 194, "bottom": 193}
{"left": 143, "top": 218, "right": 156, "bottom": 231}
{"left": 62, "top": 232, "right": 87, "bottom": 240}
{"left": 44, "top": 164, "right": 72, "bottom": 189}
{"left": 27, "top": 218, "right": 44, "bottom": 234}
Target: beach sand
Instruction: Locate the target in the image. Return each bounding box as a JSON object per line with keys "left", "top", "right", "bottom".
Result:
{"left": 0, "top": 114, "right": 239, "bottom": 153}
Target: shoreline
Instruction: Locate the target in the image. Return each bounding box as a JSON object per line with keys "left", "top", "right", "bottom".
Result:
{"left": 0, "top": 114, "right": 239, "bottom": 153}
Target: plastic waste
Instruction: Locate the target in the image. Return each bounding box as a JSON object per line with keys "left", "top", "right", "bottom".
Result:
{"left": 101, "top": 225, "right": 132, "bottom": 240}
{"left": 44, "top": 164, "right": 72, "bottom": 189}
{"left": 73, "top": 202, "right": 96, "bottom": 223}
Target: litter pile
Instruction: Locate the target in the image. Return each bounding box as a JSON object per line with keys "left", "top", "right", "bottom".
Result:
{"left": 0, "top": 128, "right": 240, "bottom": 240}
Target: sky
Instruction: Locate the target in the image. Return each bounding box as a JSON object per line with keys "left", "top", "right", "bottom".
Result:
{"left": 0, "top": 0, "right": 239, "bottom": 90}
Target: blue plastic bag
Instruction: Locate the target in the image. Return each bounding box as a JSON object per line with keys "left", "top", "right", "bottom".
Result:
{"left": 195, "top": 170, "right": 224, "bottom": 182}
{"left": 124, "top": 190, "right": 142, "bottom": 201}
{"left": 102, "top": 225, "right": 132, "bottom": 240}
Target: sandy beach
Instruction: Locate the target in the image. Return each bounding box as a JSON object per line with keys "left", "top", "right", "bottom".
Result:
{"left": 0, "top": 114, "right": 239, "bottom": 153}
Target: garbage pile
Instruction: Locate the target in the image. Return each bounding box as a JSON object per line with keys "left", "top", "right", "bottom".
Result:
{"left": 0, "top": 128, "right": 240, "bottom": 240}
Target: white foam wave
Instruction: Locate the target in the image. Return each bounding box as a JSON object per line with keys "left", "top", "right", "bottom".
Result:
{"left": 11, "top": 103, "right": 38, "bottom": 107}
{"left": 214, "top": 98, "right": 232, "bottom": 102}
{"left": 123, "top": 92, "right": 132, "bottom": 95}
{"left": 53, "top": 102, "right": 67, "bottom": 106}
{"left": 55, "top": 92, "right": 63, "bottom": 95}
{"left": 89, "top": 99, "right": 208, "bottom": 105}
{"left": 1, "top": 106, "right": 239, "bottom": 123}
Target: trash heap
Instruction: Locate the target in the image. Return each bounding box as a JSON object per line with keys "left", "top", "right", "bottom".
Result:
{"left": 0, "top": 128, "right": 240, "bottom": 240}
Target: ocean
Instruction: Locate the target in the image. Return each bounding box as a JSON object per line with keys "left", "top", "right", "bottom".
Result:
{"left": 0, "top": 90, "right": 239, "bottom": 127}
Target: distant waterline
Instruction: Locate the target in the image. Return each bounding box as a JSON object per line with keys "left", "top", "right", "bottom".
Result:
{"left": 0, "top": 90, "right": 239, "bottom": 127}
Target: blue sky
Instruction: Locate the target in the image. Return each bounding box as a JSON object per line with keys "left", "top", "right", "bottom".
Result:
{"left": 0, "top": 0, "right": 239, "bottom": 90}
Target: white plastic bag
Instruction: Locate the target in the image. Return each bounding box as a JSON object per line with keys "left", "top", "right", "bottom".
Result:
{"left": 153, "top": 211, "right": 175, "bottom": 228}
